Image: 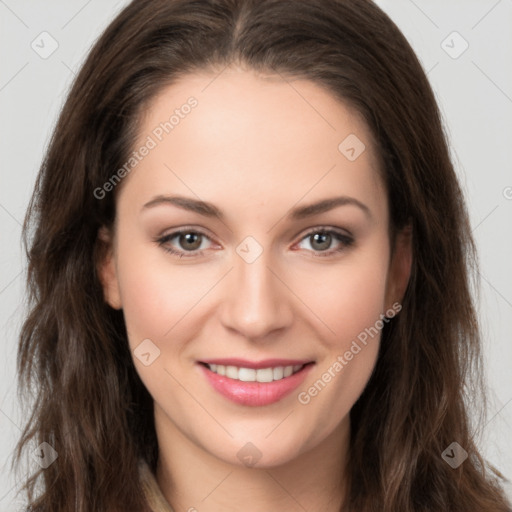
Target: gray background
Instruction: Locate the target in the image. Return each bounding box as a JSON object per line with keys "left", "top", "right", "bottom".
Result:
{"left": 1, "top": 0, "right": 511, "bottom": 509}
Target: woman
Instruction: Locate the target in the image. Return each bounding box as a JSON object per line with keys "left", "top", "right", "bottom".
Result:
{"left": 16, "top": 0, "right": 511, "bottom": 510}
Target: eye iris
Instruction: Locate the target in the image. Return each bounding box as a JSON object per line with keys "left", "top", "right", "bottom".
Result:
{"left": 311, "top": 232, "right": 331, "bottom": 251}
{"left": 179, "top": 232, "right": 202, "bottom": 250}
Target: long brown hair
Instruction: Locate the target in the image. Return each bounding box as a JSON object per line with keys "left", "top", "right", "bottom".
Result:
{"left": 16, "top": 0, "right": 511, "bottom": 510}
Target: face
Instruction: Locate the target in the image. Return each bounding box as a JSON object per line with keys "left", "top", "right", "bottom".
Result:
{"left": 99, "top": 67, "right": 411, "bottom": 469}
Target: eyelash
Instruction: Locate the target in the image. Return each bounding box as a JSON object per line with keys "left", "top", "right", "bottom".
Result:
{"left": 155, "top": 226, "right": 354, "bottom": 259}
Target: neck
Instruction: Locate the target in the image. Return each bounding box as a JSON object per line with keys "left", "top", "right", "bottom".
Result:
{"left": 155, "top": 406, "right": 350, "bottom": 512}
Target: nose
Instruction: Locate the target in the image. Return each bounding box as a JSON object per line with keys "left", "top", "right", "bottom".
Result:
{"left": 219, "top": 250, "right": 294, "bottom": 341}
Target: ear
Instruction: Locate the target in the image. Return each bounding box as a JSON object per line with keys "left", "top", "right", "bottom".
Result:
{"left": 96, "top": 226, "right": 122, "bottom": 310}
{"left": 384, "top": 223, "right": 412, "bottom": 311}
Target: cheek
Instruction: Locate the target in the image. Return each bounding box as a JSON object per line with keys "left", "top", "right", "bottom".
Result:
{"left": 292, "top": 239, "right": 389, "bottom": 422}
{"left": 294, "top": 283, "right": 386, "bottom": 448}
{"left": 293, "top": 241, "right": 391, "bottom": 349}
{"left": 114, "top": 240, "right": 214, "bottom": 410}
{"left": 115, "top": 238, "right": 213, "bottom": 350}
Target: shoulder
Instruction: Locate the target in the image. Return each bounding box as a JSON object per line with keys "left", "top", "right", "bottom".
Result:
{"left": 138, "top": 459, "right": 175, "bottom": 512}
{"left": 502, "top": 477, "right": 512, "bottom": 507}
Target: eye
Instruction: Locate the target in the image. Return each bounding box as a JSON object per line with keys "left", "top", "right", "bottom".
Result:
{"left": 295, "top": 228, "right": 354, "bottom": 257}
{"left": 155, "top": 227, "right": 353, "bottom": 259}
{"left": 156, "top": 229, "right": 215, "bottom": 258}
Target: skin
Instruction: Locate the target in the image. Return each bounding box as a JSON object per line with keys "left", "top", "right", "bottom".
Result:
{"left": 99, "top": 66, "right": 412, "bottom": 512}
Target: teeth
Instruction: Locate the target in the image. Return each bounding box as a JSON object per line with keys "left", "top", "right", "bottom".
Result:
{"left": 207, "top": 364, "right": 304, "bottom": 382}
{"left": 256, "top": 368, "right": 273, "bottom": 383}
{"left": 225, "top": 365, "right": 238, "bottom": 379}
{"left": 238, "top": 368, "right": 256, "bottom": 382}
{"left": 273, "top": 367, "right": 284, "bottom": 380}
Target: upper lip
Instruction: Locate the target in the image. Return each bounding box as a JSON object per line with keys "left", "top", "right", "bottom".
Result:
{"left": 199, "top": 358, "right": 314, "bottom": 369}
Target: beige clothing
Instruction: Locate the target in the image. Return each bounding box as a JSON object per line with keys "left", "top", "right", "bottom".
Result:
{"left": 138, "top": 458, "right": 512, "bottom": 511}
{"left": 138, "top": 459, "right": 175, "bottom": 512}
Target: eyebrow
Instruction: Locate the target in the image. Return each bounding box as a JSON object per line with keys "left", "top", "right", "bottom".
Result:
{"left": 142, "top": 194, "right": 372, "bottom": 220}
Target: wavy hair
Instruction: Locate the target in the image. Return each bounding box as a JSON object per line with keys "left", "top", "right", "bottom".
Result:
{"left": 16, "top": 0, "right": 511, "bottom": 510}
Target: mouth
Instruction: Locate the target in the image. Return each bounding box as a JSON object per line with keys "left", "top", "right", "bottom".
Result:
{"left": 197, "top": 358, "right": 315, "bottom": 406}
{"left": 201, "top": 362, "right": 306, "bottom": 382}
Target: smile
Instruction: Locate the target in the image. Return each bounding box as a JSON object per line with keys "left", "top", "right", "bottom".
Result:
{"left": 198, "top": 359, "right": 315, "bottom": 406}
{"left": 205, "top": 363, "right": 304, "bottom": 382}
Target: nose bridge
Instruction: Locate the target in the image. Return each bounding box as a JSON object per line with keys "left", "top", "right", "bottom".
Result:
{"left": 220, "top": 245, "right": 292, "bottom": 339}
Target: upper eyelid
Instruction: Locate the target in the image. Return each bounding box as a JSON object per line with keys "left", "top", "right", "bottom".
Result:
{"left": 158, "top": 226, "right": 216, "bottom": 242}
{"left": 299, "top": 225, "right": 353, "bottom": 238}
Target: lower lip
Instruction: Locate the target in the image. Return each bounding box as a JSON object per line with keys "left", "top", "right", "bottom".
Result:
{"left": 199, "top": 363, "right": 314, "bottom": 407}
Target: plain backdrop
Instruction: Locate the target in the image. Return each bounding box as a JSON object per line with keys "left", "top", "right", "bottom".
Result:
{"left": 1, "top": 0, "right": 511, "bottom": 509}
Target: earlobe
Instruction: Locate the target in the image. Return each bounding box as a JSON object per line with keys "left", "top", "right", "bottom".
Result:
{"left": 385, "top": 223, "right": 413, "bottom": 311}
{"left": 96, "top": 226, "right": 122, "bottom": 310}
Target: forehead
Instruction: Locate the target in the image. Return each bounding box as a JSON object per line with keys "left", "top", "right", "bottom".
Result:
{"left": 118, "top": 67, "right": 386, "bottom": 222}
